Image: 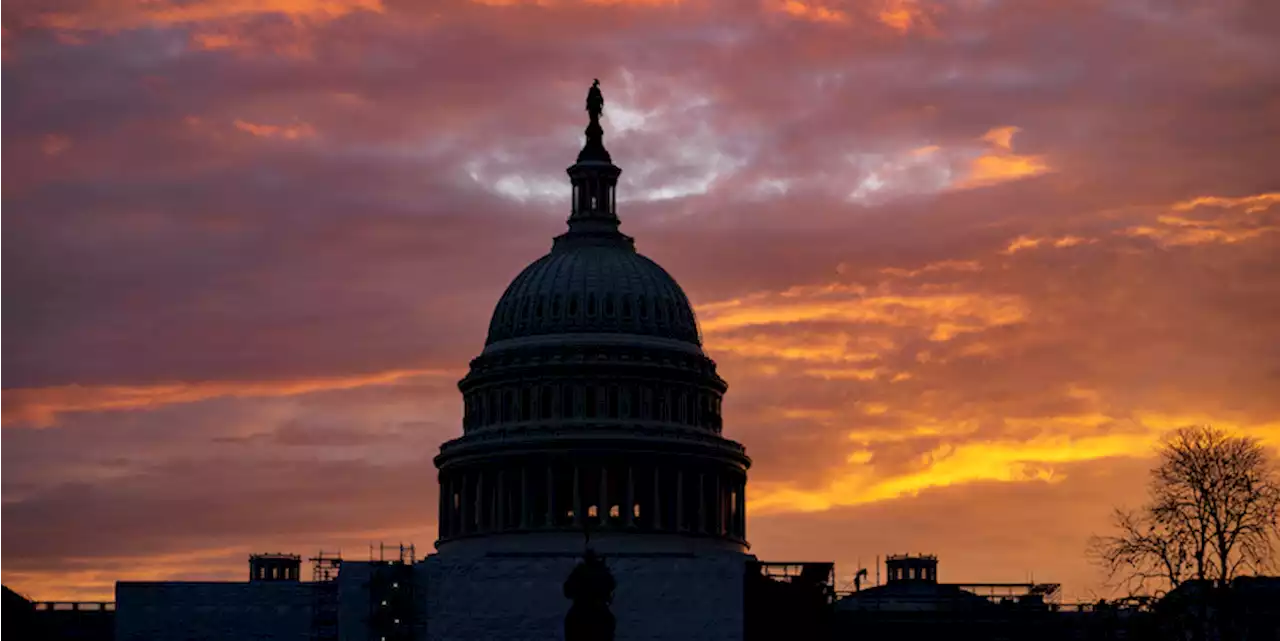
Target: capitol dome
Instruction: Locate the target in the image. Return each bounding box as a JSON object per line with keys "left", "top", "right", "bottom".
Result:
{"left": 434, "top": 81, "right": 749, "bottom": 556}
{"left": 485, "top": 241, "right": 702, "bottom": 347}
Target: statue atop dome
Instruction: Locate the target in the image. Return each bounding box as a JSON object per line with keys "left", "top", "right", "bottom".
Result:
{"left": 576, "top": 78, "right": 613, "bottom": 165}
{"left": 587, "top": 79, "right": 604, "bottom": 123}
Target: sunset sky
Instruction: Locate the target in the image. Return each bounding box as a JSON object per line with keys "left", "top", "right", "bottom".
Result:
{"left": 4, "top": 0, "right": 1280, "bottom": 603}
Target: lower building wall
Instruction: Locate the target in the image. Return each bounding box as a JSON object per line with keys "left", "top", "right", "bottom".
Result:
{"left": 421, "top": 551, "right": 747, "bottom": 641}
{"left": 115, "top": 582, "right": 314, "bottom": 641}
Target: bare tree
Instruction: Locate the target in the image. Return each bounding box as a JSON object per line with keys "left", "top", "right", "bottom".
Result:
{"left": 1089, "top": 425, "right": 1280, "bottom": 594}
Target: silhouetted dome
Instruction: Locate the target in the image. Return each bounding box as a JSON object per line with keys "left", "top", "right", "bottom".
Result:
{"left": 437, "top": 81, "right": 749, "bottom": 555}
{"left": 485, "top": 238, "right": 701, "bottom": 346}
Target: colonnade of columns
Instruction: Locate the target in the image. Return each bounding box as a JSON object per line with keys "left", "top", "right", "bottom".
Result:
{"left": 438, "top": 460, "right": 746, "bottom": 543}
{"left": 463, "top": 381, "right": 724, "bottom": 433}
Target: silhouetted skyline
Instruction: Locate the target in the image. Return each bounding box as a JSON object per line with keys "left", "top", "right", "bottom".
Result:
{"left": 4, "top": 0, "right": 1280, "bottom": 604}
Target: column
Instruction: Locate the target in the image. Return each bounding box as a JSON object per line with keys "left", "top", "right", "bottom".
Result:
{"left": 545, "top": 466, "right": 555, "bottom": 527}
{"left": 625, "top": 466, "right": 635, "bottom": 528}
{"left": 573, "top": 465, "right": 583, "bottom": 527}
{"left": 652, "top": 468, "right": 662, "bottom": 530}
{"left": 449, "top": 476, "right": 458, "bottom": 537}
{"left": 520, "top": 466, "right": 529, "bottom": 529}
{"left": 496, "top": 470, "right": 506, "bottom": 531}
{"left": 460, "top": 474, "right": 470, "bottom": 535}
{"left": 698, "top": 473, "right": 707, "bottom": 533}
{"left": 599, "top": 466, "right": 609, "bottom": 525}
{"left": 737, "top": 480, "right": 746, "bottom": 539}
{"left": 676, "top": 470, "right": 684, "bottom": 531}
{"left": 714, "top": 474, "right": 722, "bottom": 536}
{"left": 476, "top": 472, "right": 486, "bottom": 532}
{"left": 441, "top": 476, "right": 452, "bottom": 538}
{"left": 437, "top": 478, "right": 447, "bottom": 538}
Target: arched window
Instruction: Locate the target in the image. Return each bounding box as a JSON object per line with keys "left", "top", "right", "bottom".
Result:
{"left": 568, "top": 294, "right": 579, "bottom": 317}
{"left": 552, "top": 294, "right": 563, "bottom": 318}
{"left": 604, "top": 294, "right": 615, "bottom": 317}
{"left": 639, "top": 295, "right": 649, "bottom": 319}
{"left": 541, "top": 387, "right": 553, "bottom": 420}
{"left": 621, "top": 296, "right": 632, "bottom": 319}
{"left": 587, "top": 293, "right": 597, "bottom": 317}
{"left": 519, "top": 387, "right": 531, "bottom": 421}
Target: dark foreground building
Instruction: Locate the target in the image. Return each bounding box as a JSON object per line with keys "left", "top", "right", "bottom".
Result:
{"left": 3, "top": 586, "right": 115, "bottom": 641}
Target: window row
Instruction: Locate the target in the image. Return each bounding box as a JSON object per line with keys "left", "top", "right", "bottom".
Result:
{"left": 493, "top": 290, "right": 695, "bottom": 335}
{"left": 463, "top": 382, "right": 723, "bottom": 431}
{"left": 438, "top": 463, "right": 746, "bottom": 542}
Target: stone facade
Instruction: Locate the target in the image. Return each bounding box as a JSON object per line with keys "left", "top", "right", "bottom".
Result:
{"left": 115, "top": 581, "right": 314, "bottom": 641}
{"left": 422, "top": 550, "right": 748, "bottom": 641}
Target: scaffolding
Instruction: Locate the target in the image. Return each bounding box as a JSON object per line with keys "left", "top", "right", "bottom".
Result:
{"left": 309, "top": 551, "right": 342, "bottom": 641}
{"left": 310, "top": 551, "right": 344, "bottom": 583}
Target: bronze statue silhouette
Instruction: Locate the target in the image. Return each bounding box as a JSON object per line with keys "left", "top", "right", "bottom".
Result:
{"left": 563, "top": 519, "right": 616, "bottom": 641}
{"left": 587, "top": 79, "right": 604, "bottom": 122}
{"left": 577, "top": 79, "right": 612, "bottom": 163}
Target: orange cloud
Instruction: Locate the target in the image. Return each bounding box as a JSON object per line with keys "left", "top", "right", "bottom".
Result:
{"left": 1002, "top": 235, "right": 1095, "bottom": 254}
{"left": 1172, "top": 192, "right": 1280, "bottom": 214}
{"left": 473, "top": 0, "right": 679, "bottom": 5}
{"left": 190, "top": 32, "right": 243, "bottom": 51}
{"left": 36, "top": 0, "right": 384, "bottom": 31}
{"left": 1120, "top": 191, "right": 1280, "bottom": 246}
{"left": 2, "top": 369, "right": 454, "bottom": 428}
{"left": 878, "top": 260, "right": 982, "bottom": 278}
{"left": 772, "top": 0, "right": 849, "bottom": 23}
{"left": 765, "top": 0, "right": 931, "bottom": 30}
{"left": 955, "top": 126, "right": 1051, "bottom": 189}
{"left": 877, "top": 0, "right": 929, "bottom": 33}
{"left": 233, "top": 119, "right": 318, "bottom": 140}
{"left": 712, "top": 332, "right": 891, "bottom": 364}
{"left": 749, "top": 416, "right": 1280, "bottom": 515}
{"left": 698, "top": 288, "right": 1028, "bottom": 340}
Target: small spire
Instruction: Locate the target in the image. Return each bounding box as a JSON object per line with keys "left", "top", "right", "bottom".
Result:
{"left": 578, "top": 79, "right": 611, "bottom": 163}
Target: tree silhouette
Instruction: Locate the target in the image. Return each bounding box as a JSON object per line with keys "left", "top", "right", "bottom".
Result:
{"left": 1089, "top": 425, "right": 1280, "bottom": 595}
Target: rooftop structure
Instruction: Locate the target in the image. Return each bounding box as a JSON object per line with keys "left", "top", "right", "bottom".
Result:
{"left": 249, "top": 553, "right": 301, "bottom": 582}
